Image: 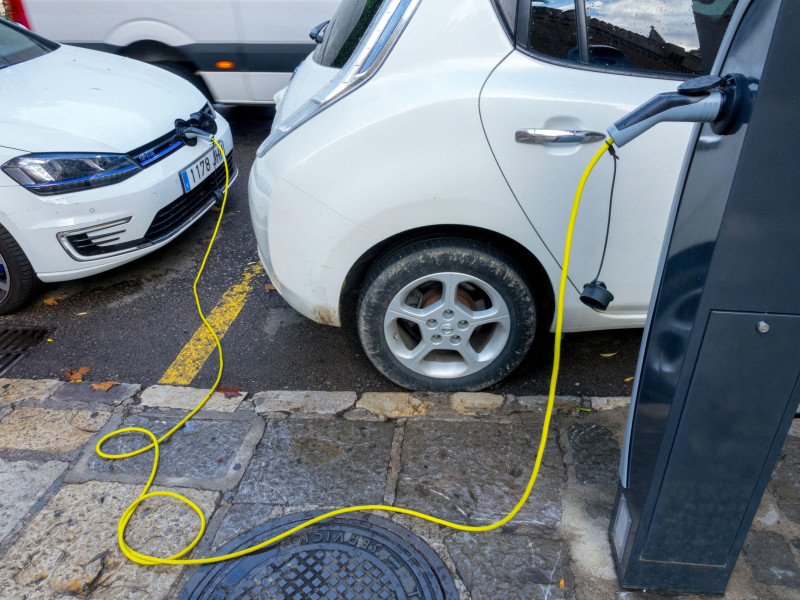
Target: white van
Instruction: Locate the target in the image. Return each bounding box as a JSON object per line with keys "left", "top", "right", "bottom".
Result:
{"left": 3, "top": 0, "right": 340, "bottom": 104}
{"left": 249, "top": 0, "right": 738, "bottom": 391}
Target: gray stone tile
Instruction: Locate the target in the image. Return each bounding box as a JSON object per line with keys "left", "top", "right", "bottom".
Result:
{"left": 0, "top": 458, "right": 68, "bottom": 541}
{"left": 212, "top": 502, "right": 277, "bottom": 550}
{"left": 236, "top": 419, "right": 395, "bottom": 505}
{"left": 73, "top": 411, "right": 263, "bottom": 491}
{"left": 567, "top": 422, "right": 620, "bottom": 485}
{"left": 395, "top": 417, "right": 565, "bottom": 528}
{"left": 445, "top": 531, "right": 574, "bottom": 600}
{"left": 743, "top": 530, "right": 800, "bottom": 587}
{"left": 253, "top": 390, "right": 355, "bottom": 415}
{"left": 771, "top": 435, "right": 800, "bottom": 524}
{"left": 49, "top": 381, "right": 140, "bottom": 407}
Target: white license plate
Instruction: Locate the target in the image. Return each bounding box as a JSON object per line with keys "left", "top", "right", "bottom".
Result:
{"left": 179, "top": 140, "right": 224, "bottom": 193}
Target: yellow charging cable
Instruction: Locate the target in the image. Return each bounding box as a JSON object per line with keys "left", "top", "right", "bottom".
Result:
{"left": 97, "top": 137, "right": 615, "bottom": 566}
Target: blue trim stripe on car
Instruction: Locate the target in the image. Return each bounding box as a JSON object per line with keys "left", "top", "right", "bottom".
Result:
{"left": 24, "top": 165, "right": 140, "bottom": 188}
{"left": 139, "top": 141, "right": 183, "bottom": 166}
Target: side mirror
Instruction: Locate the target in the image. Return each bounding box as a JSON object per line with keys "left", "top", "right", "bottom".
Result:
{"left": 309, "top": 20, "right": 330, "bottom": 44}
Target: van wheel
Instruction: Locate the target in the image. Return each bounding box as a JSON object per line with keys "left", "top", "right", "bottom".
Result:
{"left": 357, "top": 238, "right": 537, "bottom": 391}
{"left": 0, "top": 225, "right": 37, "bottom": 315}
{"left": 154, "top": 61, "right": 213, "bottom": 100}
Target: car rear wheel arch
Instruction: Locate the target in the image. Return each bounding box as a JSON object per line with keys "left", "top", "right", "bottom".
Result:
{"left": 341, "top": 225, "right": 555, "bottom": 335}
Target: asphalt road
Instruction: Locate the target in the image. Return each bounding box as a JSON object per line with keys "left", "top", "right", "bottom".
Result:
{"left": 1, "top": 106, "right": 643, "bottom": 396}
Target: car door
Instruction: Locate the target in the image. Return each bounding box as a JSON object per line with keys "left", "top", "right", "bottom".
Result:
{"left": 480, "top": 0, "right": 737, "bottom": 320}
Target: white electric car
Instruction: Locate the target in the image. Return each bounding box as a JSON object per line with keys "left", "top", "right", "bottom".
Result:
{"left": 249, "top": 0, "right": 738, "bottom": 391}
{"left": 0, "top": 19, "right": 235, "bottom": 313}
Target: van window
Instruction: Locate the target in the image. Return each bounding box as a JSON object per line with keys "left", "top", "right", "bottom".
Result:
{"left": 313, "top": 0, "right": 383, "bottom": 69}
{"left": 0, "top": 20, "right": 56, "bottom": 67}
{"left": 526, "top": 0, "right": 738, "bottom": 76}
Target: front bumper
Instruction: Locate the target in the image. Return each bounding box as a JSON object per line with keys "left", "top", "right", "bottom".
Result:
{"left": 248, "top": 155, "right": 378, "bottom": 327}
{"left": 0, "top": 126, "right": 235, "bottom": 282}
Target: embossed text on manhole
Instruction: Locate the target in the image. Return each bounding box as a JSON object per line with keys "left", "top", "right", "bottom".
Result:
{"left": 178, "top": 511, "right": 458, "bottom": 600}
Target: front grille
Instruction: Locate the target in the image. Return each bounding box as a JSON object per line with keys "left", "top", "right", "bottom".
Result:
{"left": 145, "top": 151, "right": 235, "bottom": 241}
{"left": 65, "top": 151, "right": 235, "bottom": 257}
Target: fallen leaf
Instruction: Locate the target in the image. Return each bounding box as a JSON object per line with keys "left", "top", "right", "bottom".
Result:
{"left": 47, "top": 339, "right": 53, "bottom": 342}
{"left": 600, "top": 352, "right": 617, "bottom": 358}
{"left": 624, "top": 376, "right": 635, "bottom": 383}
{"left": 264, "top": 283, "right": 276, "bottom": 291}
{"left": 43, "top": 296, "right": 62, "bottom": 306}
{"left": 92, "top": 381, "right": 120, "bottom": 392}
{"left": 577, "top": 407, "right": 592, "bottom": 412}
{"left": 76, "top": 312, "right": 88, "bottom": 316}
{"left": 560, "top": 579, "right": 565, "bottom": 590}
{"left": 216, "top": 386, "right": 243, "bottom": 399}
{"left": 64, "top": 366, "right": 90, "bottom": 382}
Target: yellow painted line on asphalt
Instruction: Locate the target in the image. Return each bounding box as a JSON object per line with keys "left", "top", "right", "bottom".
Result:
{"left": 159, "top": 261, "right": 265, "bottom": 385}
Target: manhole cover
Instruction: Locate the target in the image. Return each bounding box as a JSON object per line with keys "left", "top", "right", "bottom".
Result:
{"left": 0, "top": 327, "right": 48, "bottom": 376}
{"left": 178, "top": 511, "right": 458, "bottom": 600}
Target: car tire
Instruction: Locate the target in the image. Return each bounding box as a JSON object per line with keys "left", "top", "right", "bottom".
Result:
{"left": 357, "top": 238, "right": 537, "bottom": 391}
{"left": 0, "top": 225, "right": 37, "bottom": 315}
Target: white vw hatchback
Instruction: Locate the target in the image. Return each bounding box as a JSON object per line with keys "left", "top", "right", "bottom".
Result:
{"left": 0, "top": 19, "right": 235, "bottom": 313}
{"left": 249, "top": 0, "right": 737, "bottom": 391}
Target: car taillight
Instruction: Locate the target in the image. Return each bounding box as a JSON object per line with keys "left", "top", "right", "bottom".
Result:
{"left": 6, "top": 0, "right": 31, "bottom": 29}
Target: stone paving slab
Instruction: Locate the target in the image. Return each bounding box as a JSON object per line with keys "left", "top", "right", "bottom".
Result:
{"left": 252, "top": 390, "right": 356, "bottom": 416}
{"left": 140, "top": 384, "right": 244, "bottom": 413}
{"left": 0, "top": 378, "right": 62, "bottom": 406}
{"left": 0, "top": 406, "right": 110, "bottom": 453}
{"left": 770, "top": 435, "right": 800, "bottom": 525}
{"left": 395, "top": 416, "right": 565, "bottom": 530}
{"left": 450, "top": 392, "right": 504, "bottom": 415}
{"left": 46, "top": 381, "right": 140, "bottom": 410}
{"left": 0, "top": 458, "right": 68, "bottom": 542}
{"left": 357, "top": 392, "right": 431, "bottom": 418}
{"left": 446, "top": 531, "right": 575, "bottom": 600}
{"left": 567, "top": 422, "right": 621, "bottom": 485}
{"left": 69, "top": 410, "right": 263, "bottom": 491}
{"left": 0, "top": 480, "right": 218, "bottom": 600}
{"left": 236, "top": 418, "right": 396, "bottom": 505}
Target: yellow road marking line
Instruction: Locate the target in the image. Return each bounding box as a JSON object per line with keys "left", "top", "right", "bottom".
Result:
{"left": 159, "top": 262, "right": 265, "bottom": 385}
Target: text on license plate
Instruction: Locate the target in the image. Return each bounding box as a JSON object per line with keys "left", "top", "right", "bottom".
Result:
{"left": 180, "top": 140, "right": 224, "bottom": 193}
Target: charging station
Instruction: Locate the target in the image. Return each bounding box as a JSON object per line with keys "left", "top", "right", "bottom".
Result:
{"left": 610, "top": 0, "right": 799, "bottom": 593}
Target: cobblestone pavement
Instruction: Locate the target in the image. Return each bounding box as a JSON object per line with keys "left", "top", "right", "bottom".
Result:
{"left": 1, "top": 378, "right": 799, "bottom": 600}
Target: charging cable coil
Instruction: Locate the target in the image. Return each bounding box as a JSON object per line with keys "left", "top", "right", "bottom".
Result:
{"left": 97, "top": 137, "right": 615, "bottom": 566}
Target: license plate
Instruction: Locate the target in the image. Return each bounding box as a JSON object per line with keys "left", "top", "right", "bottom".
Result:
{"left": 179, "top": 140, "right": 224, "bottom": 193}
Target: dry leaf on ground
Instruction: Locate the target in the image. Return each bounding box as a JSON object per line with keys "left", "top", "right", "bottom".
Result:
{"left": 264, "top": 283, "right": 276, "bottom": 291}
{"left": 92, "top": 381, "right": 120, "bottom": 392}
{"left": 600, "top": 352, "right": 617, "bottom": 358}
{"left": 43, "top": 296, "right": 62, "bottom": 306}
{"left": 624, "top": 376, "right": 635, "bottom": 383}
{"left": 216, "top": 386, "right": 243, "bottom": 399}
{"left": 64, "top": 366, "right": 91, "bottom": 382}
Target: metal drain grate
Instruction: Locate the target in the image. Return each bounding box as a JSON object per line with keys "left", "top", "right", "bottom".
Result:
{"left": 0, "top": 327, "right": 48, "bottom": 376}
{"left": 178, "top": 511, "right": 458, "bottom": 600}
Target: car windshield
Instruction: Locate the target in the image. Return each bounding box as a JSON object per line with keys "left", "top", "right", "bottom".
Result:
{"left": 0, "top": 19, "right": 57, "bottom": 68}
{"left": 312, "top": 0, "right": 383, "bottom": 69}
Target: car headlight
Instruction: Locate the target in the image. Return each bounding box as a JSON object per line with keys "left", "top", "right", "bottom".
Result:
{"left": 1, "top": 153, "right": 141, "bottom": 196}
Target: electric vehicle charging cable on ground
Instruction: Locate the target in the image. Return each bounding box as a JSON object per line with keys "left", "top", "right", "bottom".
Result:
{"left": 96, "top": 73, "right": 745, "bottom": 566}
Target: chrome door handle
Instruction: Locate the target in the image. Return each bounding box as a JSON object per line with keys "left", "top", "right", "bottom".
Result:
{"left": 515, "top": 129, "right": 606, "bottom": 144}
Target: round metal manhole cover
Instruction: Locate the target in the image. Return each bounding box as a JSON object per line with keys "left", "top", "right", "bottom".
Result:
{"left": 178, "top": 511, "right": 458, "bottom": 600}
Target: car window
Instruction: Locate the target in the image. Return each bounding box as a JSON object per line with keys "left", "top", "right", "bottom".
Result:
{"left": 526, "top": 0, "right": 738, "bottom": 76}
{"left": 529, "top": 2, "right": 577, "bottom": 61}
{"left": 313, "top": 0, "right": 383, "bottom": 69}
{"left": 0, "top": 19, "right": 57, "bottom": 67}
